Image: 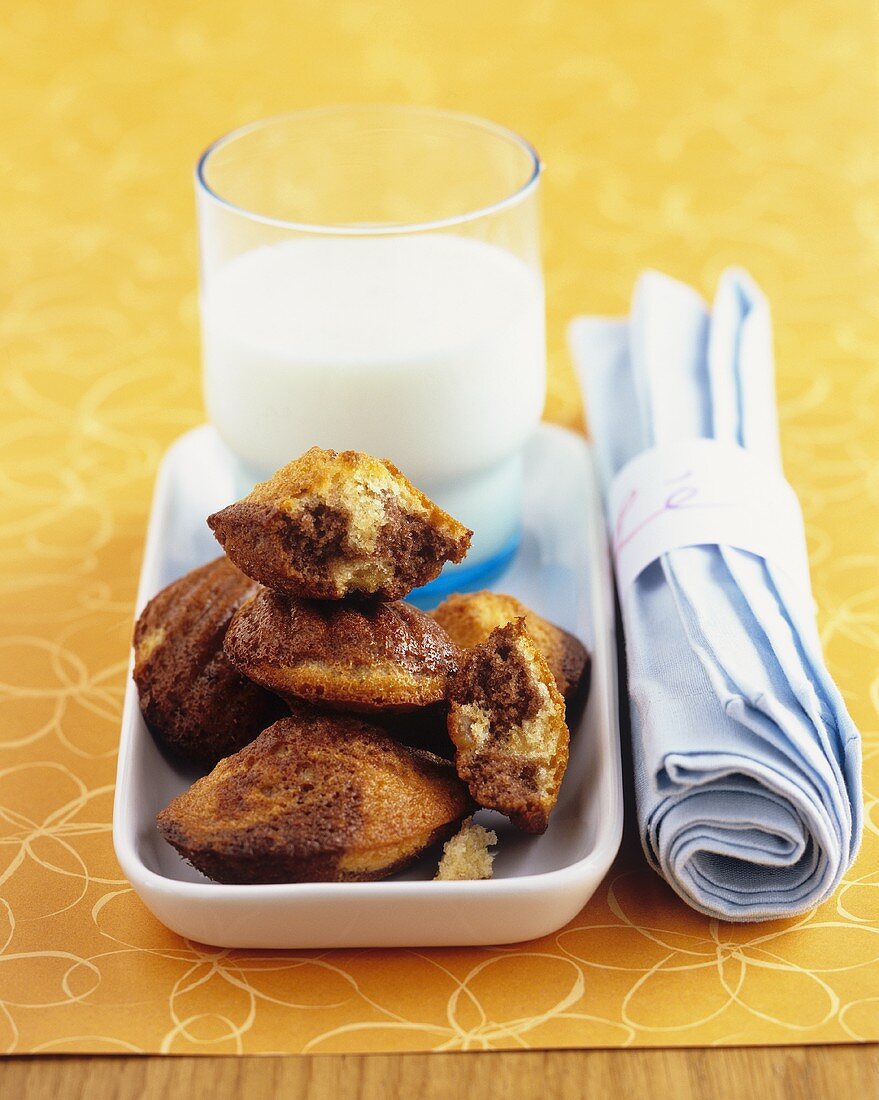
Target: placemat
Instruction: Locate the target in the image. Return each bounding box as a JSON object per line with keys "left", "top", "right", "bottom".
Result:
{"left": 1, "top": 0, "right": 876, "bottom": 1055}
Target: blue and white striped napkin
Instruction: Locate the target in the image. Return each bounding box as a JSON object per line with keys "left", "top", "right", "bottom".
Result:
{"left": 571, "top": 268, "right": 861, "bottom": 921}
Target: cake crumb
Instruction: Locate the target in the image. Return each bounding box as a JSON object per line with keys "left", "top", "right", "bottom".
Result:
{"left": 435, "top": 817, "right": 497, "bottom": 881}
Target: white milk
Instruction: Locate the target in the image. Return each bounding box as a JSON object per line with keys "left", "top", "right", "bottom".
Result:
{"left": 201, "top": 234, "right": 545, "bottom": 565}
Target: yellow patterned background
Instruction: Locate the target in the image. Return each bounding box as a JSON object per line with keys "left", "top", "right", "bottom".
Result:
{"left": 1, "top": 0, "right": 878, "bottom": 1054}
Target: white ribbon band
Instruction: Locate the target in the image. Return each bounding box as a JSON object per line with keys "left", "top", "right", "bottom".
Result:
{"left": 607, "top": 438, "right": 811, "bottom": 594}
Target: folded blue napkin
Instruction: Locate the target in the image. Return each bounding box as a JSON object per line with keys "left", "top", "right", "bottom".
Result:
{"left": 570, "top": 269, "right": 862, "bottom": 921}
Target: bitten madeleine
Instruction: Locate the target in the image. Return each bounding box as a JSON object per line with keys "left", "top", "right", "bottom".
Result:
{"left": 431, "top": 590, "right": 590, "bottom": 702}
{"left": 133, "top": 557, "right": 286, "bottom": 767}
{"left": 224, "top": 590, "right": 459, "bottom": 713}
{"left": 156, "top": 713, "right": 474, "bottom": 884}
{"left": 447, "top": 619, "right": 569, "bottom": 834}
{"left": 207, "top": 447, "right": 471, "bottom": 600}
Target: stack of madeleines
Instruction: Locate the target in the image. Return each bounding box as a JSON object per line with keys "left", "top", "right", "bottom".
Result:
{"left": 132, "top": 447, "right": 591, "bottom": 884}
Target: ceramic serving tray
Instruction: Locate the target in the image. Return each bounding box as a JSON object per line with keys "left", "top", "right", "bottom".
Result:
{"left": 113, "top": 424, "right": 623, "bottom": 948}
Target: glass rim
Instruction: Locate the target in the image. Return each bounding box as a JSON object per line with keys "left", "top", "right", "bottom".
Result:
{"left": 195, "top": 104, "right": 542, "bottom": 236}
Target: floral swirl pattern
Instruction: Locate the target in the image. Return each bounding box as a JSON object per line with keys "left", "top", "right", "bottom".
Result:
{"left": 0, "top": 0, "right": 877, "bottom": 1054}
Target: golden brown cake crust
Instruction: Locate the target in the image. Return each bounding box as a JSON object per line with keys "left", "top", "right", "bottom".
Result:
{"left": 431, "top": 591, "right": 590, "bottom": 701}
{"left": 132, "top": 557, "right": 286, "bottom": 767}
{"left": 224, "top": 589, "right": 459, "bottom": 712}
{"left": 447, "top": 619, "right": 569, "bottom": 834}
{"left": 207, "top": 447, "right": 471, "bottom": 600}
{"left": 156, "top": 713, "right": 474, "bottom": 884}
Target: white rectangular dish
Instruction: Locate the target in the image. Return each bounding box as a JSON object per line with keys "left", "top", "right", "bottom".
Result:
{"left": 113, "top": 424, "right": 623, "bottom": 948}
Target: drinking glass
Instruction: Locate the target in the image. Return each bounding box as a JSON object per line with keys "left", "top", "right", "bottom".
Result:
{"left": 196, "top": 105, "right": 544, "bottom": 591}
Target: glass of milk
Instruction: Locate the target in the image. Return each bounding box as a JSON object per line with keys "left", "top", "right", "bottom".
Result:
{"left": 196, "top": 106, "right": 544, "bottom": 591}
